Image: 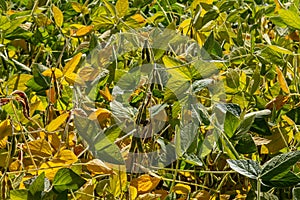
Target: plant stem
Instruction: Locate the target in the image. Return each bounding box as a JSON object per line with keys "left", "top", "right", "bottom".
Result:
{"left": 257, "top": 179, "right": 261, "bottom": 200}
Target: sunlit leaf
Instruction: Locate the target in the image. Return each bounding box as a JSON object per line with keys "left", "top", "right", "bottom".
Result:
{"left": 130, "top": 174, "right": 160, "bottom": 194}
{"left": 116, "top": 0, "right": 129, "bottom": 18}
{"left": 172, "top": 183, "right": 191, "bottom": 194}
{"left": 52, "top": 5, "right": 63, "bottom": 27}
{"left": 63, "top": 53, "right": 83, "bottom": 75}
{"left": 276, "top": 66, "right": 290, "bottom": 94}
{"left": 46, "top": 112, "right": 70, "bottom": 132}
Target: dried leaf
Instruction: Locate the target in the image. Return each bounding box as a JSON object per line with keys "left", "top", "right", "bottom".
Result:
{"left": 265, "top": 95, "right": 289, "bottom": 110}
{"left": 99, "top": 86, "right": 113, "bottom": 102}
{"left": 52, "top": 5, "right": 63, "bottom": 27}
{"left": 86, "top": 159, "right": 114, "bottom": 175}
{"left": 46, "top": 112, "right": 70, "bottom": 132}
{"left": 88, "top": 108, "right": 111, "bottom": 123}
{"left": 11, "top": 90, "right": 30, "bottom": 119}
{"left": 0, "top": 98, "right": 11, "bottom": 106}
{"left": 276, "top": 66, "right": 290, "bottom": 94}
{"left": 130, "top": 174, "right": 161, "bottom": 194}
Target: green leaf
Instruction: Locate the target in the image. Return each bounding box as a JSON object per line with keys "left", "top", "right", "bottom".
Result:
{"left": 261, "top": 151, "right": 300, "bottom": 180}
{"left": 268, "top": 45, "right": 293, "bottom": 55}
{"left": 293, "top": 187, "right": 300, "bottom": 200}
{"left": 234, "top": 133, "right": 257, "bottom": 154}
{"left": 10, "top": 189, "right": 28, "bottom": 200}
{"left": 224, "top": 111, "right": 240, "bottom": 138}
{"left": 278, "top": 9, "right": 300, "bottom": 30}
{"left": 226, "top": 69, "right": 240, "bottom": 88}
{"left": 116, "top": 0, "right": 129, "bottom": 18}
{"left": 29, "top": 172, "right": 45, "bottom": 197}
{"left": 235, "top": 113, "right": 256, "bottom": 136}
{"left": 249, "top": 68, "right": 260, "bottom": 95}
{"left": 250, "top": 118, "right": 272, "bottom": 136}
{"left": 227, "top": 159, "right": 261, "bottom": 179}
{"left": 262, "top": 171, "right": 300, "bottom": 188}
{"left": 53, "top": 168, "right": 86, "bottom": 193}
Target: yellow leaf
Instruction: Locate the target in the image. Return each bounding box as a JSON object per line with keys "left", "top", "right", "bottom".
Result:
{"left": 129, "top": 186, "right": 138, "bottom": 200}
{"left": 172, "top": 183, "right": 191, "bottom": 194}
{"left": 130, "top": 174, "right": 161, "bottom": 194}
{"left": 42, "top": 68, "right": 63, "bottom": 78}
{"left": 72, "top": 25, "right": 93, "bottom": 37}
{"left": 110, "top": 170, "right": 127, "bottom": 197}
{"left": 39, "top": 149, "right": 78, "bottom": 180}
{"left": 46, "top": 112, "right": 70, "bottom": 132}
{"left": 194, "top": 190, "right": 210, "bottom": 200}
{"left": 71, "top": 2, "right": 82, "bottom": 12}
{"left": 0, "top": 136, "right": 8, "bottom": 149}
{"left": 116, "top": 0, "right": 129, "bottom": 18}
{"left": 9, "top": 160, "right": 21, "bottom": 171}
{"left": 52, "top": 5, "right": 63, "bottom": 27}
{"left": 76, "top": 180, "right": 94, "bottom": 200}
{"left": 274, "top": 0, "right": 282, "bottom": 13}
{"left": 78, "top": 66, "right": 100, "bottom": 81}
{"left": 276, "top": 67, "right": 290, "bottom": 94}
{"left": 63, "top": 52, "right": 83, "bottom": 75}
{"left": 48, "top": 132, "right": 61, "bottom": 152}
{"left": 24, "top": 139, "right": 53, "bottom": 157}
{"left": 99, "top": 86, "right": 113, "bottom": 102}
{"left": 71, "top": 2, "right": 89, "bottom": 15}
{"left": 65, "top": 72, "right": 85, "bottom": 85}
{"left": 54, "top": 149, "right": 78, "bottom": 163}
{"left": 86, "top": 159, "right": 114, "bottom": 175}
{"left": 0, "top": 119, "right": 12, "bottom": 140}
{"left": 88, "top": 108, "right": 111, "bottom": 123}
{"left": 131, "top": 14, "right": 146, "bottom": 23}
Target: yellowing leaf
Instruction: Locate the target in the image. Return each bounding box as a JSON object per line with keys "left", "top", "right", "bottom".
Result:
{"left": 78, "top": 66, "right": 100, "bottom": 81}
{"left": 172, "top": 183, "right": 191, "bottom": 194}
{"left": 71, "top": 2, "right": 89, "bottom": 15}
{"left": 42, "top": 68, "right": 63, "bottom": 78}
{"left": 0, "top": 119, "right": 12, "bottom": 140}
{"left": 99, "top": 86, "right": 113, "bottom": 102}
{"left": 194, "top": 190, "right": 210, "bottom": 200}
{"left": 88, "top": 108, "right": 111, "bottom": 123}
{"left": 24, "top": 139, "right": 53, "bottom": 157}
{"left": 46, "top": 112, "right": 70, "bottom": 132}
{"left": 276, "top": 67, "right": 290, "bottom": 94}
{"left": 63, "top": 53, "right": 83, "bottom": 75}
{"left": 116, "top": 0, "right": 128, "bottom": 18}
{"left": 110, "top": 170, "right": 127, "bottom": 197}
{"left": 86, "top": 159, "right": 114, "bottom": 175}
{"left": 54, "top": 149, "right": 78, "bottom": 163}
{"left": 72, "top": 25, "right": 93, "bottom": 37}
{"left": 65, "top": 72, "right": 85, "bottom": 85}
{"left": 52, "top": 5, "right": 63, "bottom": 27}
{"left": 39, "top": 149, "right": 78, "bottom": 180}
{"left": 76, "top": 180, "right": 94, "bottom": 200}
{"left": 130, "top": 174, "right": 161, "bottom": 194}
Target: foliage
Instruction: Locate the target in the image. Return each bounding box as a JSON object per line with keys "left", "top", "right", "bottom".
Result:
{"left": 1, "top": 0, "right": 300, "bottom": 199}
